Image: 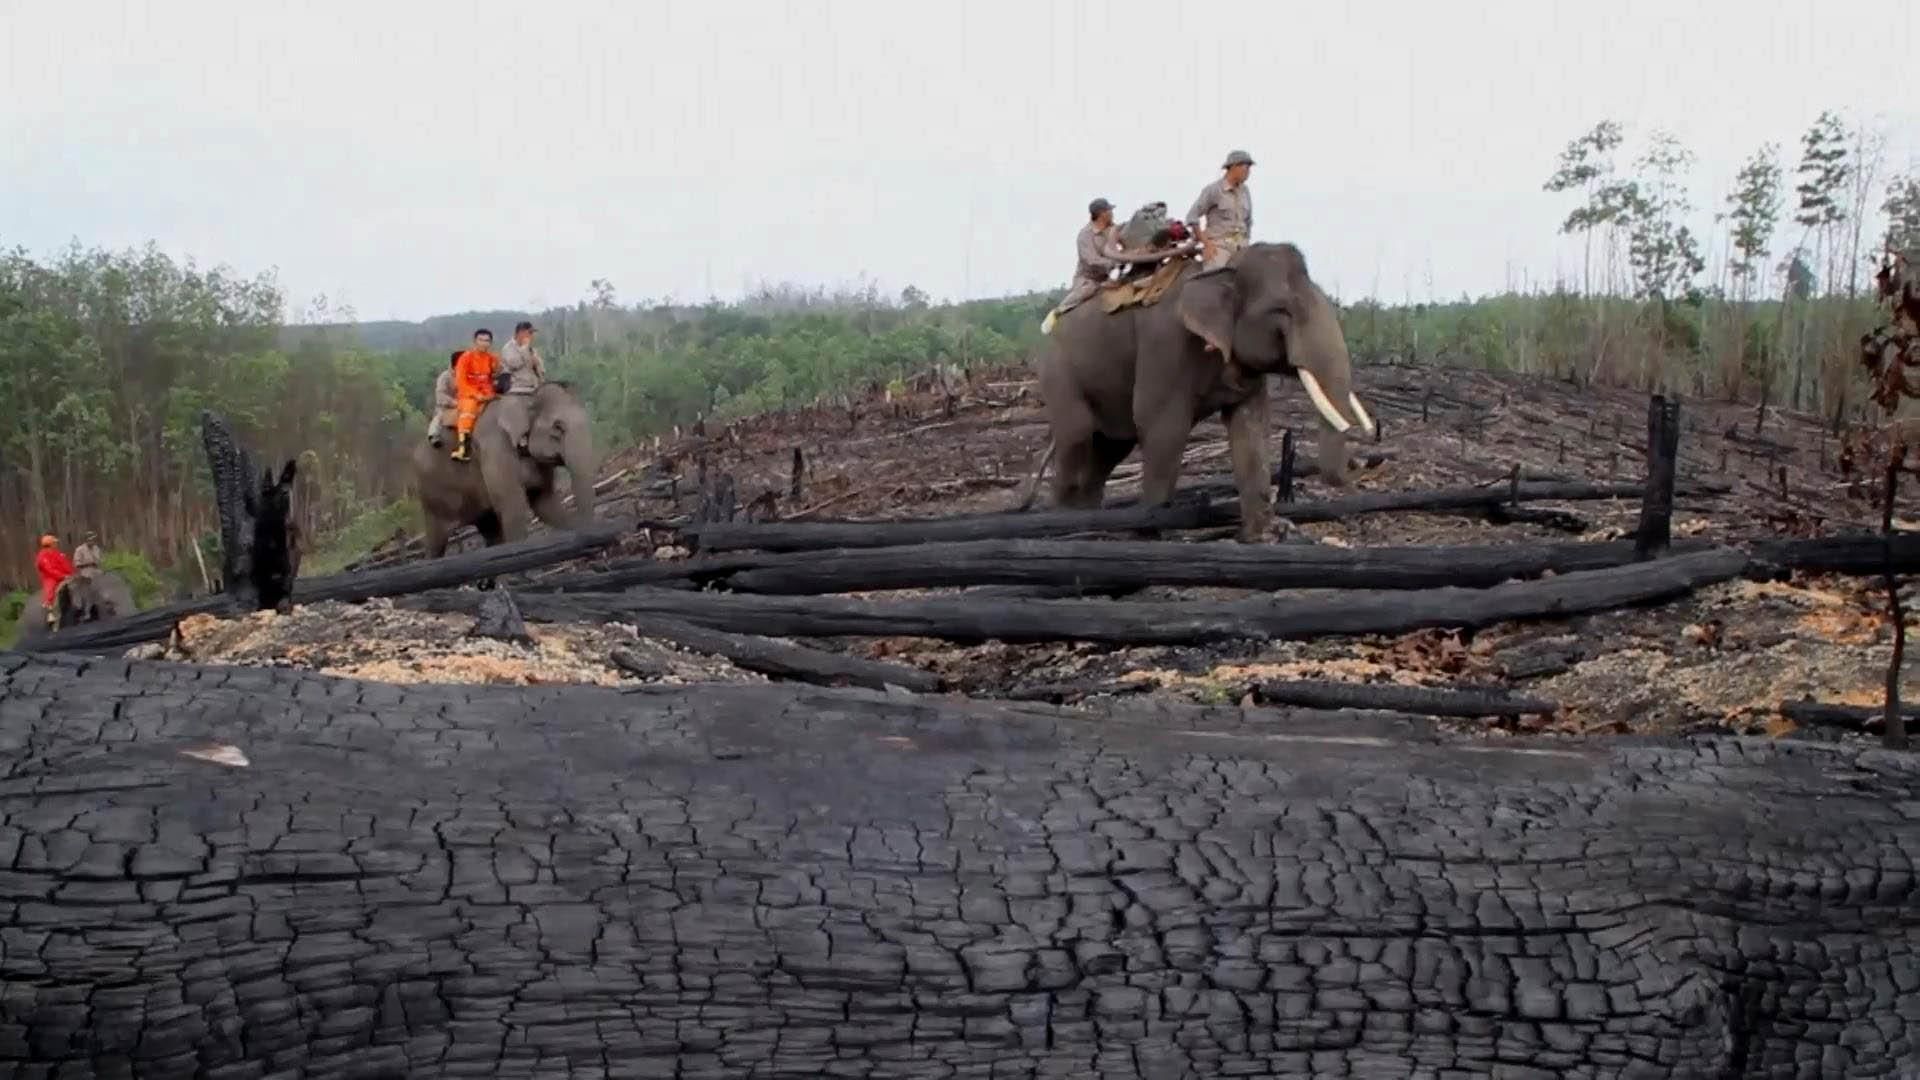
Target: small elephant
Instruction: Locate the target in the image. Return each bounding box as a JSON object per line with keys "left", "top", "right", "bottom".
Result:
{"left": 410, "top": 382, "right": 599, "bottom": 558}
{"left": 14, "top": 569, "right": 138, "bottom": 643}
{"left": 1033, "top": 241, "right": 1374, "bottom": 540}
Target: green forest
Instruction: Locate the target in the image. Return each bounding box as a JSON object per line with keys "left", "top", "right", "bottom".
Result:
{"left": 3, "top": 110, "right": 1916, "bottom": 611}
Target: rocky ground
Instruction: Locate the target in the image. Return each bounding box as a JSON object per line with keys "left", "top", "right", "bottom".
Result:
{"left": 152, "top": 358, "right": 1917, "bottom": 741}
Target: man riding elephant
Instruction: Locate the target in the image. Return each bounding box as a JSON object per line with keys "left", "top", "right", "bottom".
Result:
{"left": 450, "top": 328, "right": 500, "bottom": 462}
{"left": 1187, "top": 149, "right": 1255, "bottom": 270}
{"left": 427, "top": 350, "right": 460, "bottom": 447}
{"left": 71, "top": 532, "right": 101, "bottom": 584}
{"left": 34, "top": 535, "right": 72, "bottom": 630}
{"left": 492, "top": 320, "right": 549, "bottom": 452}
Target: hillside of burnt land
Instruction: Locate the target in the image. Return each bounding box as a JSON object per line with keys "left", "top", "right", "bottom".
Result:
{"left": 119, "top": 357, "right": 1920, "bottom": 741}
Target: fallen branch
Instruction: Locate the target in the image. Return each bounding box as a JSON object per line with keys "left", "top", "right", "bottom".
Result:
{"left": 539, "top": 538, "right": 1691, "bottom": 596}
{"left": 1781, "top": 699, "right": 1920, "bottom": 734}
{"left": 532, "top": 532, "right": 1920, "bottom": 598}
{"left": 688, "top": 479, "right": 1731, "bottom": 552}
{"left": 409, "top": 548, "right": 1751, "bottom": 647}
{"left": 1255, "top": 680, "right": 1558, "bottom": 718}
{"left": 19, "top": 522, "right": 632, "bottom": 654}
{"left": 614, "top": 614, "right": 941, "bottom": 693}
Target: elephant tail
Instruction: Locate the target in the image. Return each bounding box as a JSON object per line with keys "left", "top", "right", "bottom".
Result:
{"left": 1015, "top": 439, "right": 1055, "bottom": 512}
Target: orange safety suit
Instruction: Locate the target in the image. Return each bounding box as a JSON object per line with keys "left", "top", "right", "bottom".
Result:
{"left": 453, "top": 348, "right": 499, "bottom": 437}
{"left": 36, "top": 542, "right": 73, "bottom": 606}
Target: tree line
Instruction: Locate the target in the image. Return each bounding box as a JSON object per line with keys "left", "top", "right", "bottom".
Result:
{"left": 0, "top": 246, "right": 1049, "bottom": 600}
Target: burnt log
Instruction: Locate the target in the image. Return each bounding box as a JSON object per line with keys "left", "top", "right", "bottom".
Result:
{"left": 1782, "top": 699, "right": 1920, "bottom": 734}
{"left": 615, "top": 614, "right": 942, "bottom": 693}
{"left": 688, "top": 479, "right": 1732, "bottom": 552}
{"left": 410, "top": 548, "right": 1752, "bottom": 646}
{"left": 1256, "top": 679, "right": 1558, "bottom": 718}
{"left": 0, "top": 653, "right": 1914, "bottom": 1076}
{"left": 543, "top": 538, "right": 1698, "bottom": 597}
{"left": 1744, "top": 531, "right": 1920, "bottom": 577}
{"left": 532, "top": 531, "right": 1920, "bottom": 599}
{"left": 16, "top": 522, "right": 632, "bottom": 654}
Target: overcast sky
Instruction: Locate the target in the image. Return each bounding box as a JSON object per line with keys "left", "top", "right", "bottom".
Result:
{"left": 3, "top": 0, "right": 1915, "bottom": 321}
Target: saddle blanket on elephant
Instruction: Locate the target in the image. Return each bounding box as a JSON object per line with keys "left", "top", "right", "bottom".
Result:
{"left": 1100, "top": 257, "right": 1195, "bottom": 313}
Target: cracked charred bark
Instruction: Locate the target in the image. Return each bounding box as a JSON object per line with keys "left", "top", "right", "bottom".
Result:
{"left": 0, "top": 653, "right": 1916, "bottom": 1077}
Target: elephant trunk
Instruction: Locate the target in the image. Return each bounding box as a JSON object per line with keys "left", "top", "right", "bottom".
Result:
{"left": 564, "top": 428, "right": 599, "bottom": 527}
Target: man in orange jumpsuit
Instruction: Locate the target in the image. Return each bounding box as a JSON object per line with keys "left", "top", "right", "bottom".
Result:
{"left": 35, "top": 535, "right": 73, "bottom": 629}
{"left": 451, "top": 328, "right": 500, "bottom": 461}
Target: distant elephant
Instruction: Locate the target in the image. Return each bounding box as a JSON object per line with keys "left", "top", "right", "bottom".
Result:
{"left": 1034, "top": 242, "right": 1375, "bottom": 540}
{"left": 14, "top": 569, "right": 138, "bottom": 643}
{"left": 409, "top": 382, "right": 599, "bottom": 558}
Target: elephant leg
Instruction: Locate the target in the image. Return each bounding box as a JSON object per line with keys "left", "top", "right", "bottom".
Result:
{"left": 1225, "top": 389, "right": 1276, "bottom": 542}
{"left": 529, "top": 487, "right": 570, "bottom": 530}
{"left": 474, "top": 511, "right": 505, "bottom": 547}
{"left": 1081, "top": 432, "right": 1136, "bottom": 509}
{"left": 1044, "top": 394, "right": 1102, "bottom": 510}
{"left": 1051, "top": 438, "right": 1098, "bottom": 509}
{"left": 1137, "top": 408, "right": 1194, "bottom": 507}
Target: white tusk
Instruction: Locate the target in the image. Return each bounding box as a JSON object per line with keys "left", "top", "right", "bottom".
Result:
{"left": 1347, "top": 392, "right": 1376, "bottom": 436}
{"left": 1297, "top": 370, "right": 1350, "bottom": 434}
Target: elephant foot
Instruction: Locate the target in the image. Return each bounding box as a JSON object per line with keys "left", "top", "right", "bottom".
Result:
{"left": 1236, "top": 511, "right": 1288, "bottom": 545}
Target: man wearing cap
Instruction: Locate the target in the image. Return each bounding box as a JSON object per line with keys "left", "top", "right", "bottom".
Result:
{"left": 494, "top": 320, "right": 548, "bottom": 451}
{"left": 1041, "top": 198, "right": 1125, "bottom": 334}
{"left": 1186, "top": 150, "right": 1255, "bottom": 270}
{"left": 71, "top": 531, "right": 101, "bottom": 584}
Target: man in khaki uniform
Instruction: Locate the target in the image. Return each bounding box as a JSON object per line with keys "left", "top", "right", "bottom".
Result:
{"left": 494, "top": 320, "right": 548, "bottom": 450}
{"left": 1186, "top": 149, "right": 1255, "bottom": 270}
{"left": 1060, "top": 198, "right": 1124, "bottom": 313}
{"left": 71, "top": 532, "right": 101, "bottom": 583}
{"left": 427, "top": 351, "right": 459, "bottom": 446}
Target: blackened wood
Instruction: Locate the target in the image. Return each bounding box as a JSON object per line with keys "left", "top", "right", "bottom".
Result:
{"left": 407, "top": 548, "right": 1751, "bottom": 647}
{"left": 18, "top": 522, "right": 631, "bottom": 654}
{"left": 618, "top": 614, "right": 942, "bottom": 693}
{"left": 1256, "top": 679, "right": 1558, "bottom": 718}
{"left": 686, "top": 479, "right": 1732, "bottom": 553}
{"left": 1634, "top": 394, "right": 1681, "bottom": 560}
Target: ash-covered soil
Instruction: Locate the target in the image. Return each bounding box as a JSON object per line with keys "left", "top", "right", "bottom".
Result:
{"left": 166, "top": 359, "right": 1916, "bottom": 739}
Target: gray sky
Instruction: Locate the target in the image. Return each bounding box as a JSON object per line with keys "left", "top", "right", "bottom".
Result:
{"left": 4, "top": 0, "right": 1916, "bottom": 321}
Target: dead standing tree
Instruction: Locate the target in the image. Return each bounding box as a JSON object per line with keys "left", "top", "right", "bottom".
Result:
{"left": 201, "top": 411, "right": 302, "bottom": 614}
{"left": 1859, "top": 248, "right": 1920, "bottom": 748}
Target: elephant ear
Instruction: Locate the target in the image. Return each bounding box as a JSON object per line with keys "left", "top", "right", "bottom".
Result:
{"left": 1178, "top": 268, "right": 1239, "bottom": 360}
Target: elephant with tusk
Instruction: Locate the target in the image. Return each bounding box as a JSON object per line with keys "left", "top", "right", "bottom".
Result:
{"left": 1030, "top": 241, "right": 1374, "bottom": 539}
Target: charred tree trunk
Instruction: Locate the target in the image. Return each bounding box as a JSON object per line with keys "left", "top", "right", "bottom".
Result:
{"left": 1635, "top": 394, "right": 1681, "bottom": 561}
{"left": 1255, "top": 679, "right": 1558, "bottom": 719}
{"left": 613, "top": 614, "right": 941, "bottom": 693}
{"left": 1, "top": 654, "right": 1915, "bottom": 1077}
{"left": 200, "top": 410, "right": 260, "bottom": 608}
{"left": 18, "top": 522, "right": 633, "bottom": 654}
{"left": 685, "top": 479, "right": 1733, "bottom": 553}
{"left": 411, "top": 548, "right": 1753, "bottom": 647}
